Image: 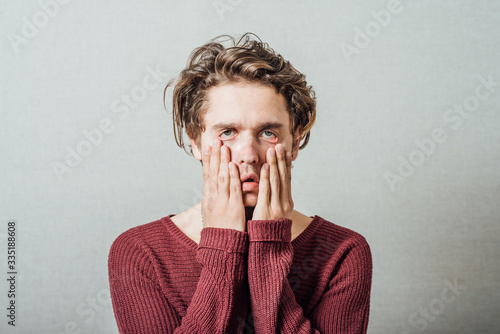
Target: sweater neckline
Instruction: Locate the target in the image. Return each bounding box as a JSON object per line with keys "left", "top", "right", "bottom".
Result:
{"left": 162, "top": 214, "right": 322, "bottom": 251}
{"left": 163, "top": 214, "right": 199, "bottom": 251}
{"left": 291, "top": 215, "right": 322, "bottom": 248}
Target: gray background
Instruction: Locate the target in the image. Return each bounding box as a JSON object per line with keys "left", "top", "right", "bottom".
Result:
{"left": 1, "top": 0, "right": 499, "bottom": 333}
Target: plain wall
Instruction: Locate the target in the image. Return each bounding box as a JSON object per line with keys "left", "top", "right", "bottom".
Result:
{"left": 1, "top": 0, "right": 499, "bottom": 333}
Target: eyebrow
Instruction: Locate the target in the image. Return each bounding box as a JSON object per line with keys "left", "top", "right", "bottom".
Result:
{"left": 211, "top": 121, "right": 285, "bottom": 131}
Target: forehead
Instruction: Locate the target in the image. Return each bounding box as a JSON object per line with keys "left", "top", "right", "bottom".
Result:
{"left": 203, "top": 82, "right": 291, "bottom": 130}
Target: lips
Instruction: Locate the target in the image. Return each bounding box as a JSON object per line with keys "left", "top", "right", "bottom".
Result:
{"left": 241, "top": 173, "right": 260, "bottom": 184}
{"left": 241, "top": 172, "right": 259, "bottom": 192}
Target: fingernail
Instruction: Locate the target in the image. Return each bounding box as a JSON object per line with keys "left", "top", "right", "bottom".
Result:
{"left": 212, "top": 139, "right": 219, "bottom": 147}
{"left": 270, "top": 148, "right": 276, "bottom": 156}
{"left": 276, "top": 145, "right": 284, "bottom": 154}
{"left": 204, "top": 146, "right": 211, "bottom": 154}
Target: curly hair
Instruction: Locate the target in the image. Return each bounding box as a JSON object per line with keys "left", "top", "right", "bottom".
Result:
{"left": 164, "top": 32, "right": 317, "bottom": 157}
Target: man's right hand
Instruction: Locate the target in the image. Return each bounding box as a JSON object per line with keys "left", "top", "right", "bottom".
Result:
{"left": 202, "top": 138, "right": 246, "bottom": 232}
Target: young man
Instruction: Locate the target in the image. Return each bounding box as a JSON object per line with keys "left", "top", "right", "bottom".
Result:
{"left": 108, "top": 33, "right": 372, "bottom": 333}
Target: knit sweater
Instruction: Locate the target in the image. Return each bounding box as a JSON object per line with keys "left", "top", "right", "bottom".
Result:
{"left": 108, "top": 214, "right": 372, "bottom": 333}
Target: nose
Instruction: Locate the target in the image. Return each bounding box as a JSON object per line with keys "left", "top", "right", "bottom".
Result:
{"left": 230, "top": 134, "right": 260, "bottom": 167}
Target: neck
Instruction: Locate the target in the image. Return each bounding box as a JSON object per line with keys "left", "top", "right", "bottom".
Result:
{"left": 245, "top": 207, "right": 255, "bottom": 222}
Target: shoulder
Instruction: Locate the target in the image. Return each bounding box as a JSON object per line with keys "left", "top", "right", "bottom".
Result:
{"left": 309, "top": 216, "right": 370, "bottom": 247}
{"left": 307, "top": 217, "right": 372, "bottom": 292}
{"left": 108, "top": 219, "right": 171, "bottom": 297}
{"left": 110, "top": 219, "right": 165, "bottom": 252}
{"left": 307, "top": 216, "right": 372, "bottom": 270}
{"left": 108, "top": 218, "right": 169, "bottom": 272}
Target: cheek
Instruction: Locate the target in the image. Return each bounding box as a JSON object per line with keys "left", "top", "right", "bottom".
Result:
{"left": 202, "top": 133, "right": 217, "bottom": 149}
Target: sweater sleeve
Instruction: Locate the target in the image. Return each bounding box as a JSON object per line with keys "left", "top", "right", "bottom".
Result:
{"left": 108, "top": 227, "right": 249, "bottom": 334}
{"left": 246, "top": 219, "right": 372, "bottom": 334}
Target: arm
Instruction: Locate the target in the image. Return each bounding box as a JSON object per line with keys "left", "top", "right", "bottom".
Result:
{"left": 108, "top": 227, "right": 249, "bottom": 334}
{"left": 247, "top": 219, "right": 372, "bottom": 334}
{"left": 308, "top": 231, "right": 372, "bottom": 333}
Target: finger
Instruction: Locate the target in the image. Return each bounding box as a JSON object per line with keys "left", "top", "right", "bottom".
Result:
{"left": 209, "top": 139, "right": 221, "bottom": 194}
{"left": 285, "top": 150, "right": 293, "bottom": 202}
{"left": 202, "top": 144, "right": 212, "bottom": 181}
{"left": 228, "top": 161, "right": 243, "bottom": 203}
{"left": 219, "top": 145, "right": 230, "bottom": 199}
{"left": 268, "top": 147, "right": 281, "bottom": 208}
{"left": 256, "top": 162, "right": 270, "bottom": 210}
{"left": 275, "top": 144, "right": 288, "bottom": 198}
{"left": 202, "top": 144, "right": 212, "bottom": 197}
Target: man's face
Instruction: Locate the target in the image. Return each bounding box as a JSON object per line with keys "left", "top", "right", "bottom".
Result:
{"left": 190, "top": 81, "right": 300, "bottom": 207}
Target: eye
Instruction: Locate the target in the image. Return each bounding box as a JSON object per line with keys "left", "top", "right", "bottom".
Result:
{"left": 262, "top": 130, "right": 277, "bottom": 140}
{"left": 220, "top": 129, "right": 235, "bottom": 139}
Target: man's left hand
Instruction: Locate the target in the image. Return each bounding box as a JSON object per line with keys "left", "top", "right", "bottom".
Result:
{"left": 252, "top": 143, "right": 294, "bottom": 220}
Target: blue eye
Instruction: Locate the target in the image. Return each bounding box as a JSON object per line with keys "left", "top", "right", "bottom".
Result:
{"left": 262, "top": 130, "right": 277, "bottom": 139}
{"left": 220, "top": 130, "right": 234, "bottom": 138}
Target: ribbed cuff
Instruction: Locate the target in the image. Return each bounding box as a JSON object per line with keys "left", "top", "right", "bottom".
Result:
{"left": 199, "top": 227, "right": 249, "bottom": 253}
{"left": 247, "top": 219, "right": 292, "bottom": 242}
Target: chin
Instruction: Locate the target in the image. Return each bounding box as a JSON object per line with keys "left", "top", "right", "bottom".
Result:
{"left": 242, "top": 192, "right": 258, "bottom": 208}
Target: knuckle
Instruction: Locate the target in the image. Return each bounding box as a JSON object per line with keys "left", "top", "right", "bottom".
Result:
{"left": 207, "top": 184, "right": 216, "bottom": 196}
{"left": 271, "top": 177, "right": 280, "bottom": 186}
{"left": 209, "top": 168, "right": 217, "bottom": 179}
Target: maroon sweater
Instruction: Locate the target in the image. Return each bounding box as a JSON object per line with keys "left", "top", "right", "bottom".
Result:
{"left": 108, "top": 215, "right": 372, "bottom": 333}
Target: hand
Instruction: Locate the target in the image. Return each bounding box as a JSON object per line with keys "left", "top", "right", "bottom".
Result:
{"left": 202, "top": 138, "right": 246, "bottom": 232}
{"left": 251, "top": 143, "right": 294, "bottom": 221}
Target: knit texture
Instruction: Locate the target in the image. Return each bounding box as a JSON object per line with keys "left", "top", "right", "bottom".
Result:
{"left": 108, "top": 214, "right": 372, "bottom": 333}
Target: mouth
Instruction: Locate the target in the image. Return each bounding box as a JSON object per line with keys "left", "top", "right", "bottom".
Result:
{"left": 241, "top": 173, "right": 260, "bottom": 183}
{"left": 241, "top": 173, "right": 260, "bottom": 191}
{"left": 241, "top": 181, "right": 259, "bottom": 191}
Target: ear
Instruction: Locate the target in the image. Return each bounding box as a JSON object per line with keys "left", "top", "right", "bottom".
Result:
{"left": 190, "top": 137, "right": 202, "bottom": 161}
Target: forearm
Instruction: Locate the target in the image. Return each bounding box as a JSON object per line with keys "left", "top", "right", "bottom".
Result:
{"left": 109, "top": 227, "right": 250, "bottom": 334}
{"left": 179, "top": 227, "right": 250, "bottom": 333}
{"left": 247, "top": 219, "right": 320, "bottom": 334}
